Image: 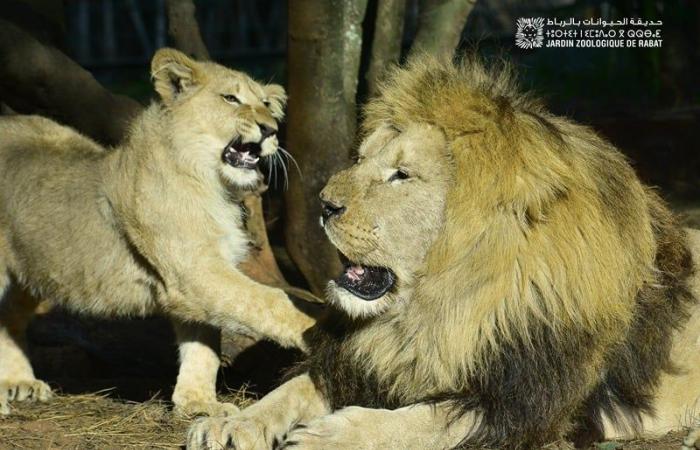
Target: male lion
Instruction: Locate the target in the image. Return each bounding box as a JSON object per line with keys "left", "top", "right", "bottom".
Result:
{"left": 0, "top": 48, "right": 315, "bottom": 417}
{"left": 189, "top": 56, "right": 700, "bottom": 449}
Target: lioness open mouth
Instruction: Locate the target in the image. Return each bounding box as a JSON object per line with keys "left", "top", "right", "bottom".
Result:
{"left": 222, "top": 138, "right": 261, "bottom": 170}
{"left": 335, "top": 253, "right": 396, "bottom": 300}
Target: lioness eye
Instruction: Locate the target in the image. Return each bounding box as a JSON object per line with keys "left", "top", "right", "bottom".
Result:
{"left": 221, "top": 94, "right": 240, "bottom": 104}
{"left": 388, "top": 169, "right": 410, "bottom": 182}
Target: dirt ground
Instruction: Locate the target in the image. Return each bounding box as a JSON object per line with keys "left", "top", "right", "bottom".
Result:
{"left": 1, "top": 207, "right": 698, "bottom": 450}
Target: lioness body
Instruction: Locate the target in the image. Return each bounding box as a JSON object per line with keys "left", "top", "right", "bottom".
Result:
{"left": 0, "top": 49, "right": 314, "bottom": 416}
{"left": 190, "top": 56, "right": 699, "bottom": 449}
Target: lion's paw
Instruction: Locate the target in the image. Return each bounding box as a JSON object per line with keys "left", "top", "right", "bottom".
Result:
{"left": 682, "top": 428, "right": 700, "bottom": 450}
{"left": 281, "top": 407, "right": 368, "bottom": 450}
{"left": 187, "top": 416, "right": 271, "bottom": 450}
{"left": 0, "top": 379, "right": 53, "bottom": 415}
{"left": 175, "top": 400, "right": 239, "bottom": 418}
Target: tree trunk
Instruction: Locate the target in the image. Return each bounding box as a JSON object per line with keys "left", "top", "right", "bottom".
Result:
{"left": 410, "top": 0, "right": 476, "bottom": 58}
{"left": 0, "top": 19, "right": 141, "bottom": 146}
{"left": 285, "top": 0, "right": 369, "bottom": 294}
{"left": 366, "top": 0, "right": 406, "bottom": 97}
{"left": 165, "top": 0, "right": 210, "bottom": 59}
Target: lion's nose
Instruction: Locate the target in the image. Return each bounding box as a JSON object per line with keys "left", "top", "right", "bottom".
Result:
{"left": 259, "top": 123, "right": 276, "bottom": 139}
{"left": 321, "top": 199, "right": 346, "bottom": 224}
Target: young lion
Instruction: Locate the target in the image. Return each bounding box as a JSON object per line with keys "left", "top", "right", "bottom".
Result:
{"left": 188, "top": 56, "right": 700, "bottom": 449}
{"left": 0, "top": 48, "right": 315, "bottom": 417}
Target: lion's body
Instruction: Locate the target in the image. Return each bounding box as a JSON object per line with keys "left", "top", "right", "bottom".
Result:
{"left": 189, "top": 55, "right": 699, "bottom": 450}
{"left": 0, "top": 49, "right": 315, "bottom": 417}
{"left": 0, "top": 115, "right": 162, "bottom": 317}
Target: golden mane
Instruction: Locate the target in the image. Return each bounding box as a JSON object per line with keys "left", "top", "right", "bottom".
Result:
{"left": 352, "top": 55, "right": 658, "bottom": 398}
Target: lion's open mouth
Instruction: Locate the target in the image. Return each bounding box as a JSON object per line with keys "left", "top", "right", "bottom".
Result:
{"left": 335, "top": 253, "right": 396, "bottom": 301}
{"left": 222, "top": 138, "right": 261, "bottom": 170}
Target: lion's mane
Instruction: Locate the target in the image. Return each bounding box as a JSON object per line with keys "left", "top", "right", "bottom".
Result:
{"left": 301, "top": 56, "right": 696, "bottom": 447}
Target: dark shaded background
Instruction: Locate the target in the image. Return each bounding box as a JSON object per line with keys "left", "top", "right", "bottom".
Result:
{"left": 49, "top": 0, "right": 699, "bottom": 201}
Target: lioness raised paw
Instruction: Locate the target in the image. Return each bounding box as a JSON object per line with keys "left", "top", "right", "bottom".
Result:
{"left": 0, "top": 379, "right": 53, "bottom": 415}
{"left": 174, "top": 400, "right": 239, "bottom": 419}
{"left": 187, "top": 416, "right": 271, "bottom": 450}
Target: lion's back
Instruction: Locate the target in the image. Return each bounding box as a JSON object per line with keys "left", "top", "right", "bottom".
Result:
{"left": 0, "top": 115, "right": 105, "bottom": 157}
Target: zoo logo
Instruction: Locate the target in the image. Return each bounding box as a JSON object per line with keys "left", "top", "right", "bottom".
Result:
{"left": 515, "top": 18, "right": 545, "bottom": 49}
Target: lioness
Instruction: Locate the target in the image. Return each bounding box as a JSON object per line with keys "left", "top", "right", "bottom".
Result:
{"left": 188, "top": 56, "right": 700, "bottom": 449}
{"left": 0, "top": 48, "right": 315, "bottom": 417}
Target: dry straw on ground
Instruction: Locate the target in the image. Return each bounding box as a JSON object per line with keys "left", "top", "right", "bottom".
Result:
{"left": 0, "top": 389, "right": 253, "bottom": 450}
{"left": 0, "top": 391, "right": 690, "bottom": 450}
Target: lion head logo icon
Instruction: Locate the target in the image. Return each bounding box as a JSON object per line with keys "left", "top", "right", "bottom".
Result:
{"left": 515, "top": 18, "right": 545, "bottom": 49}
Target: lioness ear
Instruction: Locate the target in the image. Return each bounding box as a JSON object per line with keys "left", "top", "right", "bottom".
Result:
{"left": 150, "top": 48, "right": 202, "bottom": 103}
{"left": 263, "top": 84, "right": 287, "bottom": 120}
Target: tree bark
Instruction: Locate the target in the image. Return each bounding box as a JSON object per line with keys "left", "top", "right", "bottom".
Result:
{"left": 366, "top": 0, "right": 406, "bottom": 97}
{"left": 285, "top": 0, "right": 369, "bottom": 294}
{"left": 0, "top": 19, "right": 141, "bottom": 147}
{"left": 165, "top": 0, "right": 210, "bottom": 60}
{"left": 410, "top": 0, "right": 476, "bottom": 58}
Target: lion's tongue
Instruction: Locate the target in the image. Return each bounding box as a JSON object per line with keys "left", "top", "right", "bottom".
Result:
{"left": 345, "top": 265, "right": 365, "bottom": 282}
{"left": 336, "top": 263, "right": 396, "bottom": 301}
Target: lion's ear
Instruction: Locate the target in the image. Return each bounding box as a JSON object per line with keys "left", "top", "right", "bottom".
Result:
{"left": 150, "top": 48, "right": 202, "bottom": 104}
{"left": 263, "top": 84, "right": 287, "bottom": 120}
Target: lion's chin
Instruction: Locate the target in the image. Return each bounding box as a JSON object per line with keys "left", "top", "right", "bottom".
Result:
{"left": 326, "top": 281, "right": 392, "bottom": 319}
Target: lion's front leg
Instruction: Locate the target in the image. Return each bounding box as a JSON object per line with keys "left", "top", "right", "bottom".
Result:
{"left": 171, "top": 320, "right": 239, "bottom": 418}
{"left": 187, "top": 373, "right": 329, "bottom": 450}
{"left": 282, "top": 402, "right": 479, "bottom": 450}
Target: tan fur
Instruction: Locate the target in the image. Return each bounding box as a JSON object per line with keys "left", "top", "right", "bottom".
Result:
{"left": 187, "top": 374, "right": 477, "bottom": 450}
{"left": 325, "top": 56, "right": 654, "bottom": 400}
{"left": 188, "top": 374, "right": 329, "bottom": 449}
{"left": 189, "top": 55, "right": 699, "bottom": 449}
{"left": 329, "top": 56, "right": 698, "bottom": 442}
{"left": 604, "top": 228, "right": 700, "bottom": 439}
{"left": 0, "top": 48, "right": 314, "bottom": 416}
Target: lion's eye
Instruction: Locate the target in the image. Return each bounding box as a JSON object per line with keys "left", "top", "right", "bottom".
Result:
{"left": 388, "top": 169, "right": 410, "bottom": 182}
{"left": 221, "top": 94, "right": 241, "bottom": 104}
{"left": 263, "top": 99, "right": 271, "bottom": 107}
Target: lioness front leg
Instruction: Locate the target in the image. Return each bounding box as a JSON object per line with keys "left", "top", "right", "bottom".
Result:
{"left": 164, "top": 265, "right": 315, "bottom": 351}
{"left": 282, "top": 402, "right": 479, "bottom": 450}
{"left": 172, "top": 320, "right": 239, "bottom": 418}
{"left": 0, "top": 284, "right": 52, "bottom": 415}
{"left": 187, "top": 374, "right": 329, "bottom": 450}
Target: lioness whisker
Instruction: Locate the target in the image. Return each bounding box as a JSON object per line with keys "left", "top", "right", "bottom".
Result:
{"left": 277, "top": 151, "right": 289, "bottom": 190}
{"left": 278, "top": 147, "right": 303, "bottom": 179}
{"left": 272, "top": 152, "right": 279, "bottom": 188}
{"left": 266, "top": 154, "right": 273, "bottom": 184}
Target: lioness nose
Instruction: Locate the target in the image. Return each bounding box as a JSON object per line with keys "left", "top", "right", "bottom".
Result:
{"left": 321, "top": 199, "right": 346, "bottom": 224}
{"left": 259, "top": 123, "right": 276, "bottom": 139}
